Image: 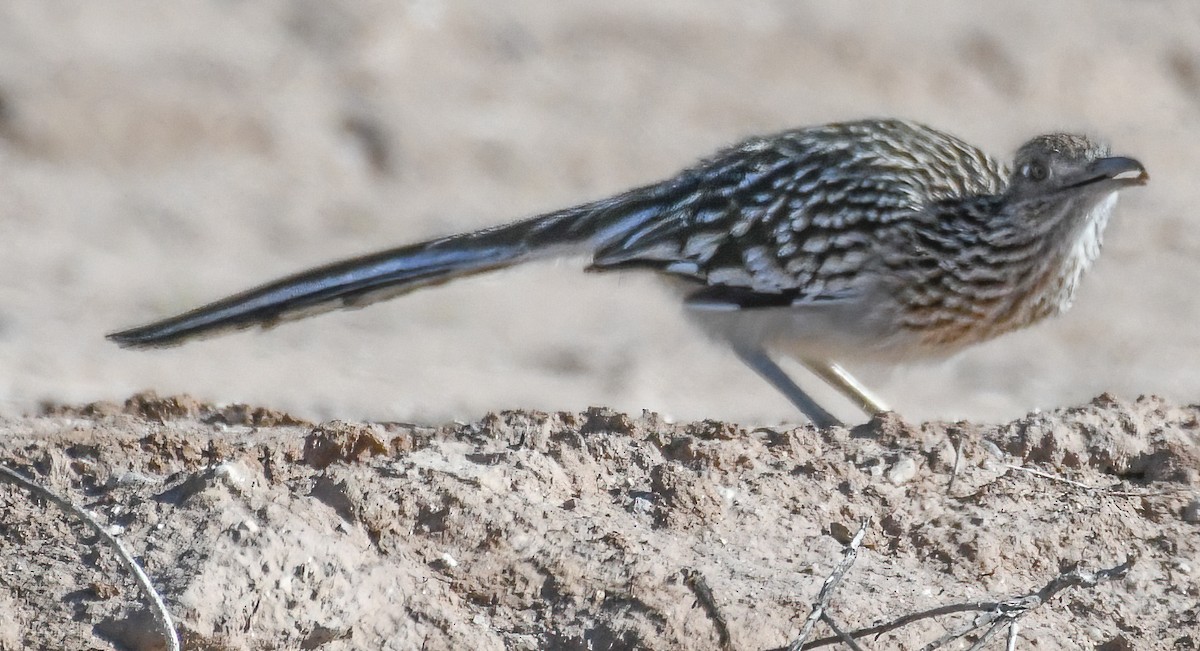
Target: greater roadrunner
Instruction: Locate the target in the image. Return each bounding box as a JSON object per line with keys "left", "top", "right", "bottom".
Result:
{"left": 108, "top": 119, "right": 1148, "bottom": 427}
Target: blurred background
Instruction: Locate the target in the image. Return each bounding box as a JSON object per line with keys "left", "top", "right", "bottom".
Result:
{"left": 0, "top": 1, "right": 1197, "bottom": 425}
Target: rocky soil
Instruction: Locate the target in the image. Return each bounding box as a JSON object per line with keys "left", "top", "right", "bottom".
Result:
{"left": 1, "top": 393, "right": 1197, "bottom": 649}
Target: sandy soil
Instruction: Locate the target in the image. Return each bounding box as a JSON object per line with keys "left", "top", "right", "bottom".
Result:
{"left": 1, "top": 2, "right": 1199, "bottom": 650}
{"left": 1, "top": 392, "right": 1197, "bottom": 650}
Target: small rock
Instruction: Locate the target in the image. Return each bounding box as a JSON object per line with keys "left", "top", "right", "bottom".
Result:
{"left": 829, "top": 521, "right": 854, "bottom": 544}
{"left": 887, "top": 457, "right": 918, "bottom": 485}
{"left": 868, "top": 460, "right": 884, "bottom": 478}
{"left": 88, "top": 582, "right": 120, "bottom": 600}
{"left": 112, "top": 471, "right": 156, "bottom": 487}
{"left": 214, "top": 460, "right": 248, "bottom": 487}
{"left": 1095, "top": 634, "right": 1134, "bottom": 651}
{"left": 1182, "top": 499, "right": 1200, "bottom": 523}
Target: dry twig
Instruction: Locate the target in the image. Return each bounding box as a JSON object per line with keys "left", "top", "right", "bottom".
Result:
{"left": 683, "top": 568, "right": 734, "bottom": 651}
{"left": 787, "top": 518, "right": 870, "bottom": 651}
{"left": 1001, "top": 463, "right": 1154, "bottom": 497}
{"left": 795, "top": 558, "right": 1134, "bottom": 650}
{"left": 946, "top": 429, "right": 965, "bottom": 494}
{"left": 820, "top": 612, "right": 865, "bottom": 651}
{"left": 0, "top": 463, "right": 180, "bottom": 651}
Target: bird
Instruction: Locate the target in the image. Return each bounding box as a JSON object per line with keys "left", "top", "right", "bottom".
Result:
{"left": 107, "top": 119, "right": 1148, "bottom": 427}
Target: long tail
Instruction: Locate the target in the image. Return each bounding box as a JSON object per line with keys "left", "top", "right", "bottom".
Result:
{"left": 107, "top": 182, "right": 679, "bottom": 349}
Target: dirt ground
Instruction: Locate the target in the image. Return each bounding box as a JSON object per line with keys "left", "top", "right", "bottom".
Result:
{"left": 1, "top": 392, "right": 1197, "bottom": 649}
{"left": 1, "top": 2, "right": 1200, "bottom": 650}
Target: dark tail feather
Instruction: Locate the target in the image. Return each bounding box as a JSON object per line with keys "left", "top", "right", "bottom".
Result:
{"left": 107, "top": 186, "right": 672, "bottom": 349}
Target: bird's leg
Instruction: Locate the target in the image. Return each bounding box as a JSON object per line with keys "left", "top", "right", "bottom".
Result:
{"left": 731, "top": 346, "right": 842, "bottom": 428}
{"left": 802, "top": 360, "right": 890, "bottom": 418}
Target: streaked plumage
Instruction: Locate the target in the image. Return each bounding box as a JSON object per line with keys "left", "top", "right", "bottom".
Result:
{"left": 108, "top": 119, "right": 1148, "bottom": 426}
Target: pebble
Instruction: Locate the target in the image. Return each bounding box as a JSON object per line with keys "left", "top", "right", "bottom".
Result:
{"left": 887, "top": 457, "right": 918, "bottom": 485}
{"left": 1182, "top": 499, "right": 1200, "bottom": 523}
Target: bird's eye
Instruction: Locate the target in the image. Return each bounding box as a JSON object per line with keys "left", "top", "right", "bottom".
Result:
{"left": 1021, "top": 161, "right": 1049, "bottom": 182}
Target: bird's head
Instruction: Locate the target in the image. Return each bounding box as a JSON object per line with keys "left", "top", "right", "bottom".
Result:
{"left": 1005, "top": 133, "right": 1148, "bottom": 209}
{"left": 994, "top": 132, "right": 1147, "bottom": 266}
{"left": 991, "top": 133, "right": 1148, "bottom": 319}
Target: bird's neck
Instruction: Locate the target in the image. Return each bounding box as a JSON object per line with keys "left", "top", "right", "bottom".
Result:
{"left": 1027, "top": 191, "right": 1118, "bottom": 319}
{"left": 900, "top": 191, "right": 1117, "bottom": 349}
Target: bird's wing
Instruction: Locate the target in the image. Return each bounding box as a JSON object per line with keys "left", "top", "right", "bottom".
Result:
{"left": 590, "top": 126, "right": 932, "bottom": 307}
